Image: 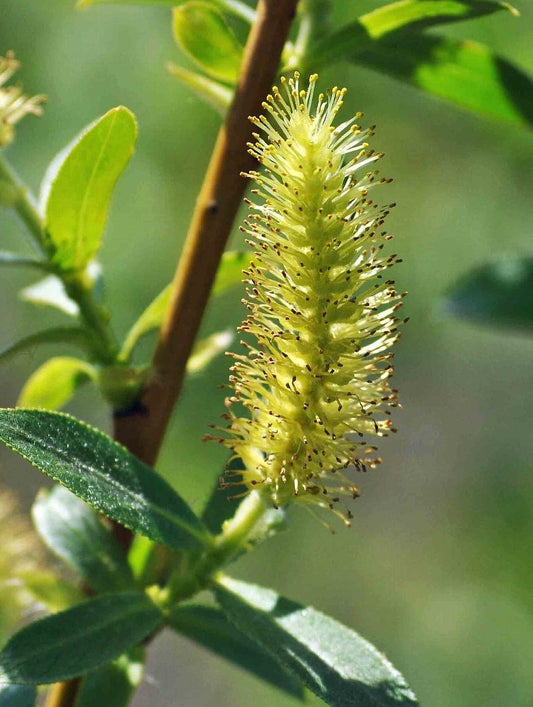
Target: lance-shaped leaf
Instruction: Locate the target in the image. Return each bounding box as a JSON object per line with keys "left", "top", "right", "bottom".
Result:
{"left": 172, "top": 2, "right": 243, "bottom": 84}
{"left": 32, "top": 485, "right": 135, "bottom": 592}
{"left": 0, "top": 593, "right": 162, "bottom": 685}
{"left": 0, "top": 328, "right": 90, "bottom": 367}
{"left": 168, "top": 604, "right": 304, "bottom": 699}
{"left": 41, "top": 107, "right": 137, "bottom": 272}
{"left": 312, "top": 0, "right": 518, "bottom": 67}
{"left": 0, "top": 409, "right": 210, "bottom": 550}
{"left": 75, "top": 647, "right": 144, "bottom": 707}
{"left": 16, "top": 570, "right": 84, "bottom": 612}
{"left": 18, "top": 357, "right": 96, "bottom": 411}
{"left": 201, "top": 459, "right": 246, "bottom": 534}
{"left": 443, "top": 256, "right": 533, "bottom": 331}
{"left": 186, "top": 330, "right": 232, "bottom": 374}
{"left": 120, "top": 250, "right": 250, "bottom": 360}
{"left": 0, "top": 685, "right": 36, "bottom": 707}
{"left": 216, "top": 577, "right": 419, "bottom": 707}
{"left": 167, "top": 62, "right": 232, "bottom": 114}
{"left": 350, "top": 34, "right": 533, "bottom": 127}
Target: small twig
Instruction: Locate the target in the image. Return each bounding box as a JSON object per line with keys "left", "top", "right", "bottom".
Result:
{"left": 114, "top": 0, "right": 299, "bottom": 466}
{"left": 43, "top": 679, "right": 81, "bottom": 707}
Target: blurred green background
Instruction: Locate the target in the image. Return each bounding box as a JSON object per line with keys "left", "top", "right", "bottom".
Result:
{"left": 1, "top": 1, "right": 532, "bottom": 705}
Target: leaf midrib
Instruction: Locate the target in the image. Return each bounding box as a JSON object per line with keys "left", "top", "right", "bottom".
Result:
{"left": 72, "top": 111, "right": 118, "bottom": 267}
{"left": 0, "top": 596, "right": 159, "bottom": 670}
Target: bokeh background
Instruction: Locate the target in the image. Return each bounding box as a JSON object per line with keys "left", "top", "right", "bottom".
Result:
{"left": 1, "top": 1, "right": 532, "bottom": 705}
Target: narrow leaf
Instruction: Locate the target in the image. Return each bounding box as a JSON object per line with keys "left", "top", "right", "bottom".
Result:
{"left": 187, "top": 330, "right": 232, "bottom": 374}
{"left": 0, "top": 685, "right": 36, "bottom": 707}
{"left": 0, "top": 409, "right": 210, "bottom": 550}
{"left": 201, "top": 457, "right": 248, "bottom": 534}
{"left": 443, "top": 256, "right": 533, "bottom": 331}
{"left": 16, "top": 570, "right": 84, "bottom": 612}
{"left": 169, "top": 604, "right": 304, "bottom": 699}
{"left": 75, "top": 647, "right": 144, "bottom": 707}
{"left": 0, "top": 593, "right": 161, "bottom": 685}
{"left": 18, "top": 357, "right": 96, "bottom": 410}
{"left": 167, "top": 62, "right": 232, "bottom": 114}
{"left": 32, "top": 485, "right": 136, "bottom": 592}
{"left": 172, "top": 2, "right": 243, "bottom": 84}
{"left": 216, "top": 577, "right": 419, "bottom": 707}
{"left": 20, "top": 275, "right": 78, "bottom": 316}
{"left": 120, "top": 250, "right": 249, "bottom": 360}
{"left": 211, "top": 250, "right": 250, "bottom": 296}
{"left": 41, "top": 107, "right": 137, "bottom": 271}
{"left": 0, "top": 329, "right": 90, "bottom": 367}
{"left": 350, "top": 34, "right": 533, "bottom": 127}
{"left": 0, "top": 252, "right": 50, "bottom": 271}
{"left": 313, "top": 0, "right": 518, "bottom": 67}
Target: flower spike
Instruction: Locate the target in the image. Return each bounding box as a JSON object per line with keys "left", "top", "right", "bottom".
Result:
{"left": 213, "top": 73, "right": 404, "bottom": 524}
{"left": 0, "top": 51, "right": 46, "bottom": 149}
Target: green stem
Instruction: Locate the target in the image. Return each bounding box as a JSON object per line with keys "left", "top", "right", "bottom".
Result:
{"left": 0, "top": 154, "right": 47, "bottom": 255}
{"left": 167, "top": 492, "right": 267, "bottom": 603}
{"left": 0, "top": 153, "right": 119, "bottom": 365}
{"left": 62, "top": 271, "right": 118, "bottom": 364}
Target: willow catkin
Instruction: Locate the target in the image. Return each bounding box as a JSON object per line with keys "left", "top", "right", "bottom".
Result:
{"left": 213, "top": 73, "right": 405, "bottom": 524}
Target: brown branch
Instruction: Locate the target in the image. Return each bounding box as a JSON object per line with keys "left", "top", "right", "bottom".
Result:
{"left": 44, "top": 679, "right": 81, "bottom": 707}
{"left": 45, "top": 2, "right": 298, "bottom": 706}
{"left": 115, "top": 0, "right": 299, "bottom": 466}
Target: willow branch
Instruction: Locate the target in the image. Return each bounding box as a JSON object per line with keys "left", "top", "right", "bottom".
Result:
{"left": 114, "top": 0, "right": 299, "bottom": 466}
{"left": 45, "top": 2, "right": 298, "bottom": 705}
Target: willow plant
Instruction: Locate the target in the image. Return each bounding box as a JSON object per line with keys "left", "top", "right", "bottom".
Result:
{"left": 0, "top": 1, "right": 530, "bottom": 706}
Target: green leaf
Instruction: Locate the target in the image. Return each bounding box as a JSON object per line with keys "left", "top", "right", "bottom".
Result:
{"left": 20, "top": 275, "right": 79, "bottom": 316}
{"left": 78, "top": 0, "right": 256, "bottom": 24}
{"left": 41, "top": 107, "right": 137, "bottom": 272}
{"left": 0, "top": 593, "right": 162, "bottom": 685}
{"left": 32, "top": 485, "right": 136, "bottom": 593}
{"left": 167, "top": 62, "right": 232, "bottom": 114}
{"left": 211, "top": 250, "right": 250, "bottom": 296}
{"left": 0, "top": 252, "right": 50, "bottom": 271}
{"left": 168, "top": 604, "right": 304, "bottom": 699}
{"left": 0, "top": 328, "right": 90, "bottom": 367}
{"left": 172, "top": 2, "right": 243, "bottom": 84}
{"left": 75, "top": 647, "right": 144, "bottom": 707}
{"left": 120, "top": 250, "right": 250, "bottom": 361}
{"left": 443, "top": 256, "right": 533, "bottom": 331}
{"left": 187, "top": 330, "right": 232, "bottom": 374}
{"left": 127, "top": 535, "right": 157, "bottom": 583}
{"left": 201, "top": 458, "right": 249, "bottom": 534}
{"left": 216, "top": 577, "right": 419, "bottom": 707}
{"left": 312, "top": 0, "right": 517, "bottom": 67}
{"left": 0, "top": 409, "right": 210, "bottom": 550}
{"left": 18, "top": 357, "right": 96, "bottom": 411}
{"left": 0, "top": 685, "right": 36, "bottom": 707}
{"left": 350, "top": 34, "right": 533, "bottom": 127}
{"left": 16, "top": 571, "right": 84, "bottom": 612}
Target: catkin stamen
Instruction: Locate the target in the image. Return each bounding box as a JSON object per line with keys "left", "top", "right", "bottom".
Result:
{"left": 212, "top": 75, "right": 403, "bottom": 523}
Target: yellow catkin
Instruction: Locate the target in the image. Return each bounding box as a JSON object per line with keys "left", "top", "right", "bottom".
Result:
{"left": 0, "top": 52, "right": 45, "bottom": 148}
{"left": 213, "top": 74, "right": 405, "bottom": 524}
